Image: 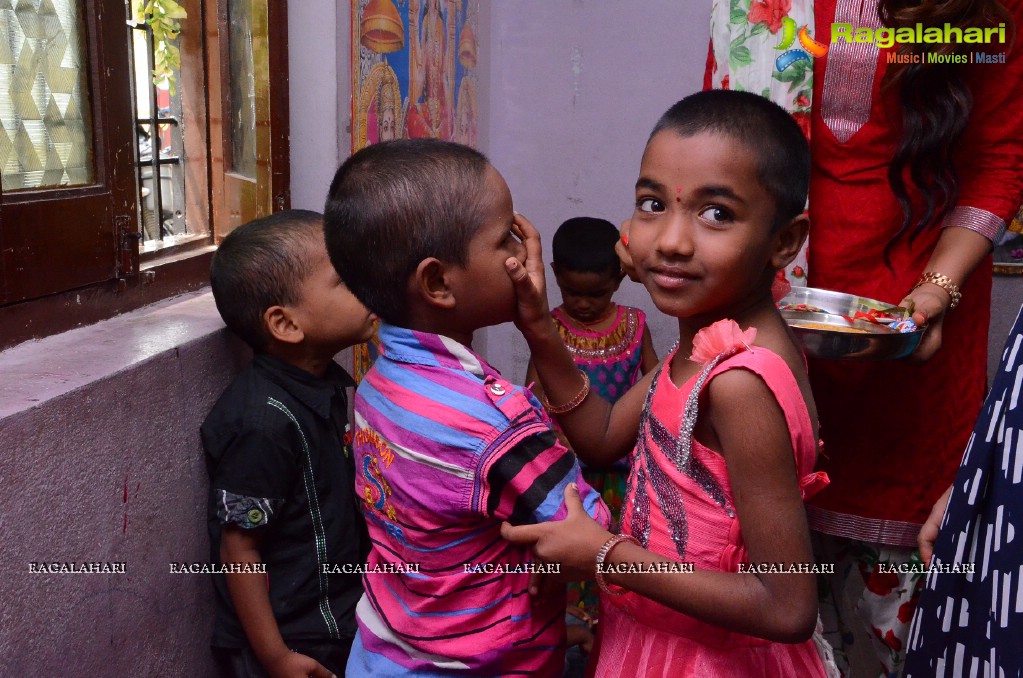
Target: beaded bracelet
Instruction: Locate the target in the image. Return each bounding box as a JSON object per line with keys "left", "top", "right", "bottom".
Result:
{"left": 912, "top": 271, "right": 962, "bottom": 311}
{"left": 594, "top": 533, "right": 640, "bottom": 596}
{"left": 541, "top": 371, "right": 590, "bottom": 415}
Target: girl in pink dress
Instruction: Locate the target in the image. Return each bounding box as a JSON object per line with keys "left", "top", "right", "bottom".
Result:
{"left": 503, "top": 90, "right": 836, "bottom": 676}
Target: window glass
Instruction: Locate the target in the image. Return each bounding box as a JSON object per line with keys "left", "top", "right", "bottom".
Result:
{"left": 0, "top": 0, "right": 94, "bottom": 191}
{"left": 228, "top": 0, "right": 256, "bottom": 180}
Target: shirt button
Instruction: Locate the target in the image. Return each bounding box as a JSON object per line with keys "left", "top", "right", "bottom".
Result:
{"left": 489, "top": 383, "right": 506, "bottom": 396}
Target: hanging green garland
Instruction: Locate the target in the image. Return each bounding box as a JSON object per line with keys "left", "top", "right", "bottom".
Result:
{"left": 135, "top": 0, "right": 188, "bottom": 94}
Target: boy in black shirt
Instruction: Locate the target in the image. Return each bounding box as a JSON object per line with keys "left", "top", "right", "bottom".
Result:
{"left": 202, "top": 210, "right": 375, "bottom": 678}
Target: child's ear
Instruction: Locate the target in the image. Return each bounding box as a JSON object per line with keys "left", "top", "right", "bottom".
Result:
{"left": 264, "top": 305, "right": 305, "bottom": 345}
{"left": 771, "top": 213, "right": 810, "bottom": 270}
{"left": 413, "top": 257, "right": 456, "bottom": 310}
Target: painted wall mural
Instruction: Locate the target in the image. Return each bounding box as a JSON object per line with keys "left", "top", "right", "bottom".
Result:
{"left": 352, "top": 0, "right": 478, "bottom": 148}
{"left": 350, "top": 0, "right": 480, "bottom": 378}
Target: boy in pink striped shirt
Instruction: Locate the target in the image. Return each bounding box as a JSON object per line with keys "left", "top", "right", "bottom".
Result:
{"left": 324, "top": 139, "right": 610, "bottom": 676}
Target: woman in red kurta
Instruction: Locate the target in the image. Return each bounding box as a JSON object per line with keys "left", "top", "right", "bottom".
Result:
{"left": 708, "top": 0, "right": 1023, "bottom": 674}
{"left": 805, "top": 0, "right": 1023, "bottom": 561}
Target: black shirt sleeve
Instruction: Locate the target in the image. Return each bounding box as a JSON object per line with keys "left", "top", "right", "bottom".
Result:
{"left": 211, "top": 427, "right": 300, "bottom": 529}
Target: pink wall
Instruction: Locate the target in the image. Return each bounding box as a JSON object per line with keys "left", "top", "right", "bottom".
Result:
{"left": 0, "top": 293, "right": 245, "bottom": 675}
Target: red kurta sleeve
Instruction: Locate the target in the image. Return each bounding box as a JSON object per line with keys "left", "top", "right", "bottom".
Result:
{"left": 951, "top": 6, "right": 1023, "bottom": 225}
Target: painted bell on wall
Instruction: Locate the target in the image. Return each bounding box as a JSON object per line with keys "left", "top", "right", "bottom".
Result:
{"left": 360, "top": 0, "right": 404, "bottom": 53}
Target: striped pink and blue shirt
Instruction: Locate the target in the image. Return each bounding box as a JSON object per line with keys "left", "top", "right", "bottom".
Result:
{"left": 347, "top": 324, "right": 610, "bottom": 676}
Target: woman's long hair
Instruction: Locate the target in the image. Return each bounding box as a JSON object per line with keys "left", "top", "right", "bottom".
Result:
{"left": 879, "top": 0, "right": 1013, "bottom": 262}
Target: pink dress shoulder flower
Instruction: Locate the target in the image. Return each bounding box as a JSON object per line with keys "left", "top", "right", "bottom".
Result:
{"left": 689, "top": 319, "right": 757, "bottom": 365}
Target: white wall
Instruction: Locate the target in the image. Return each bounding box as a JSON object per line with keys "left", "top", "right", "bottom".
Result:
{"left": 483, "top": 1, "right": 710, "bottom": 381}
{"left": 288, "top": 0, "right": 348, "bottom": 211}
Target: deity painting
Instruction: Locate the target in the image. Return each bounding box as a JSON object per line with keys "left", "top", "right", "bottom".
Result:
{"left": 357, "top": 63, "right": 402, "bottom": 148}
{"left": 353, "top": 0, "right": 477, "bottom": 148}
{"left": 454, "top": 76, "right": 477, "bottom": 146}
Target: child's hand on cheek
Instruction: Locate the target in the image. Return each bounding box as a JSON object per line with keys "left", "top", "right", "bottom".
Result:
{"left": 506, "top": 213, "right": 552, "bottom": 334}
{"left": 501, "top": 483, "right": 612, "bottom": 579}
{"left": 616, "top": 220, "right": 639, "bottom": 283}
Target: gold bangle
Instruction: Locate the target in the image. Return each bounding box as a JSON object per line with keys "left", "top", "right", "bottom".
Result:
{"left": 594, "top": 533, "right": 640, "bottom": 596}
{"left": 912, "top": 272, "right": 962, "bottom": 310}
{"left": 541, "top": 371, "right": 590, "bottom": 415}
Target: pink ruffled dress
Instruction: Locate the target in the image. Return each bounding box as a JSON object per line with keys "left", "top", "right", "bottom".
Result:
{"left": 589, "top": 320, "right": 831, "bottom": 677}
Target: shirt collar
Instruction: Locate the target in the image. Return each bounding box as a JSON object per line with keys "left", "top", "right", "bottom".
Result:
{"left": 253, "top": 353, "right": 356, "bottom": 419}
{"left": 376, "top": 323, "right": 499, "bottom": 381}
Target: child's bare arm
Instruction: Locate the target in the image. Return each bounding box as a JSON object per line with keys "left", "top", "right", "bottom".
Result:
{"left": 639, "top": 328, "right": 659, "bottom": 375}
{"left": 700, "top": 369, "right": 818, "bottom": 638}
{"left": 502, "top": 371, "right": 818, "bottom": 643}
{"left": 531, "top": 318, "right": 653, "bottom": 467}
{"left": 508, "top": 215, "right": 650, "bottom": 465}
{"left": 520, "top": 316, "right": 652, "bottom": 467}
{"left": 524, "top": 359, "right": 544, "bottom": 401}
{"left": 221, "top": 527, "right": 335, "bottom": 678}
